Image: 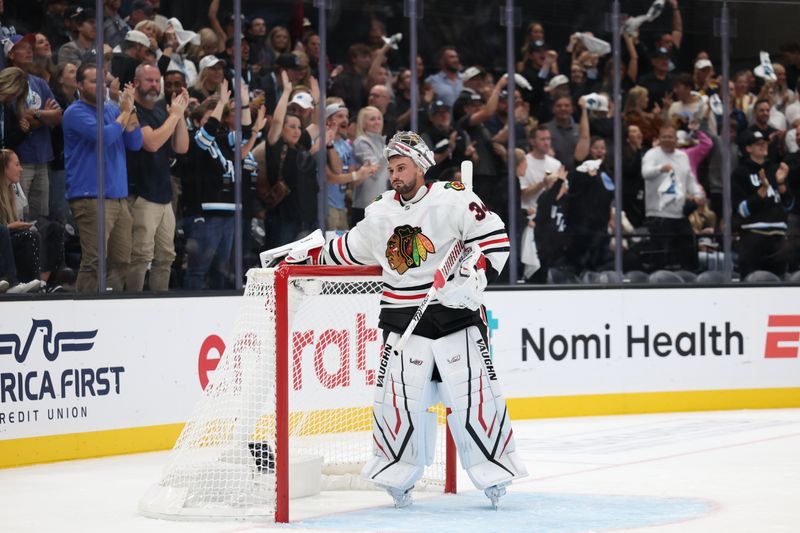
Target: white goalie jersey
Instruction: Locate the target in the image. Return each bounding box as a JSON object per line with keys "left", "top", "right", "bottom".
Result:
{"left": 321, "top": 181, "right": 509, "bottom": 308}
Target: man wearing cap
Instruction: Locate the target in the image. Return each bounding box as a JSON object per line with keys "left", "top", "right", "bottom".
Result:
{"left": 286, "top": 89, "right": 319, "bottom": 152}
{"left": 111, "top": 30, "right": 151, "bottom": 87}
{"left": 57, "top": 7, "right": 96, "bottom": 67}
{"left": 421, "top": 98, "right": 469, "bottom": 182}
{"left": 639, "top": 47, "right": 673, "bottom": 111}
{"left": 6, "top": 34, "right": 63, "bottom": 220}
{"left": 519, "top": 39, "right": 558, "bottom": 119}
{"left": 103, "top": 0, "right": 131, "bottom": 49}
{"left": 462, "top": 66, "right": 487, "bottom": 97}
{"left": 732, "top": 130, "right": 793, "bottom": 277}
{"left": 693, "top": 59, "right": 718, "bottom": 96}
{"left": 537, "top": 74, "right": 570, "bottom": 123}
{"left": 742, "top": 99, "right": 784, "bottom": 164}
{"left": 425, "top": 46, "right": 463, "bottom": 109}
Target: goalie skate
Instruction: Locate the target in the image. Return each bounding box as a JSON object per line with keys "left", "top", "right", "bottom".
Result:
{"left": 386, "top": 485, "right": 414, "bottom": 508}
{"left": 484, "top": 482, "right": 509, "bottom": 510}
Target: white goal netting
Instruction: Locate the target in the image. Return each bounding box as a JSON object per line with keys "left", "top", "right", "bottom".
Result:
{"left": 139, "top": 266, "right": 450, "bottom": 522}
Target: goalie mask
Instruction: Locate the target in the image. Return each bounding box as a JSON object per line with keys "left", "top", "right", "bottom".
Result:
{"left": 384, "top": 131, "right": 436, "bottom": 173}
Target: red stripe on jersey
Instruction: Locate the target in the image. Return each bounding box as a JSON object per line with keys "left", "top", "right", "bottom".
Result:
{"left": 382, "top": 291, "right": 427, "bottom": 300}
{"left": 479, "top": 237, "right": 510, "bottom": 248}
{"left": 337, "top": 238, "right": 353, "bottom": 265}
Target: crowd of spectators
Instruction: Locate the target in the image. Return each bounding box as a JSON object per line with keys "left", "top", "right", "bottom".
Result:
{"left": 2, "top": 0, "right": 800, "bottom": 295}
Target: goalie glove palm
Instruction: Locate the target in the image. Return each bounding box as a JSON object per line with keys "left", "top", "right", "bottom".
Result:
{"left": 437, "top": 262, "right": 487, "bottom": 311}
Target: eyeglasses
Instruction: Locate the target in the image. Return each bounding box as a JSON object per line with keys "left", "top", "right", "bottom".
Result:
{"left": 369, "top": 92, "right": 387, "bottom": 98}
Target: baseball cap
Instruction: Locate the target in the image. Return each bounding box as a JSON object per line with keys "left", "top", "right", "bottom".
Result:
{"left": 462, "top": 66, "right": 484, "bottom": 82}
{"left": 529, "top": 39, "right": 546, "bottom": 51}
{"left": 289, "top": 92, "right": 314, "bottom": 110}
{"left": 325, "top": 103, "right": 348, "bottom": 119}
{"left": 276, "top": 53, "right": 303, "bottom": 70}
{"left": 694, "top": 59, "right": 713, "bottom": 70}
{"left": 125, "top": 30, "right": 151, "bottom": 48}
{"left": 742, "top": 129, "right": 767, "bottom": 146}
{"left": 3, "top": 34, "right": 35, "bottom": 58}
{"left": 431, "top": 99, "right": 450, "bottom": 113}
{"left": 198, "top": 55, "right": 225, "bottom": 72}
{"left": 651, "top": 47, "right": 670, "bottom": 59}
{"left": 545, "top": 74, "right": 569, "bottom": 92}
{"left": 457, "top": 89, "right": 482, "bottom": 104}
{"left": 68, "top": 6, "right": 96, "bottom": 24}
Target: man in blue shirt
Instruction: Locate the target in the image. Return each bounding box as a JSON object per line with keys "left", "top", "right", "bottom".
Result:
{"left": 425, "top": 46, "right": 463, "bottom": 109}
{"left": 63, "top": 62, "right": 142, "bottom": 293}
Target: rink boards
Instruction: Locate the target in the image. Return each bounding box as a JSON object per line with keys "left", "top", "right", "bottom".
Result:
{"left": 1, "top": 286, "right": 799, "bottom": 468}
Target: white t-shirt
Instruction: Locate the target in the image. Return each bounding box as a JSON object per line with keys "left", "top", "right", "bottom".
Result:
{"left": 519, "top": 153, "right": 561, "bottom": 210}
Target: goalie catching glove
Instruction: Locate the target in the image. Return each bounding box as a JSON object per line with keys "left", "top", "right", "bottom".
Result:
{"left": 259, "top": 229, "right": 324, "bottom": 267}
{"left": 436, "top": 246, "right": 487, "bottom": 311}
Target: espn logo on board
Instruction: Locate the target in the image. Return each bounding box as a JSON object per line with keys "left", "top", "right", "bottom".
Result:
{"left": 764, "top": 315, "right": 800, "bottom": 358}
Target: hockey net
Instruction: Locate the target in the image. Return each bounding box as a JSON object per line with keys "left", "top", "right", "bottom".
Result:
{"left": 139, "top": 265, "right": 455, "bottom": 522}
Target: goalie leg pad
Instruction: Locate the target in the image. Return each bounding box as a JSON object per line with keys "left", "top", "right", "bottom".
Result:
{"left": 433, "top": 326, "right": 529, "bottom": 490}
{"left": 362, "top": 332, "right": 440, "bottom": 491}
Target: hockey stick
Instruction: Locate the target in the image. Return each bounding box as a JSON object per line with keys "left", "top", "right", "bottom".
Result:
{"left": 392, "top": 239, "right": 466, "bottom": 355}
{"left": 460, "top": 160, "right": 473, "bottom": 191}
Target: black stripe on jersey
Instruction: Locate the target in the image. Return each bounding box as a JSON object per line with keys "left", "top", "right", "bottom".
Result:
{"left": 383, "top": 282, "right": 433, "bottom": 291}
{"left": 463, "top": 329, "right": 514, "bottom": 477}
{"left": 343, "top": 233, "right": 366, "bottom": 265}
{"left": 327, "top": 240, "right": 342, "bottom": 265}
{"left": 465, "top": 229, "right": 507, "bottom": 244}
{"left": 482, "top": 246, "right": 511, "bottom": 255}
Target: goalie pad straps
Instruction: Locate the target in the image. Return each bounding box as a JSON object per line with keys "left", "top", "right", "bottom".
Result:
{"left": 432, "top": 326, "right": 529, "bottom": 490}
{"left": 362, "top": 332, "right": 440, "bottom": 491}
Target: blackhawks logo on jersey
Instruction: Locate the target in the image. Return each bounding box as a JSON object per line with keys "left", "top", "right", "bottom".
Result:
{"left": 385, "top": 225, "right": 436, "bottom": 275}
{"left": 444, "top": 181, "right": 466, "bottom": 191}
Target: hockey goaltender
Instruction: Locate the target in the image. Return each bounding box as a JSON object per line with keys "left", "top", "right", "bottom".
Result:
{"left": 264, "top": 131, "right": 528, "bottom": 509}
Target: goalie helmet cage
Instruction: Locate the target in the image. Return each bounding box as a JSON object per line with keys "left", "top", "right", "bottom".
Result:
{"left": 139, "top": 264, "right": 456, "bottom": 523}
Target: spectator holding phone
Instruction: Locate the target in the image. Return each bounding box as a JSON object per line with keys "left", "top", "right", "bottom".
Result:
{"left": 0, "top": 148, "right": 64, "bottom": 292}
